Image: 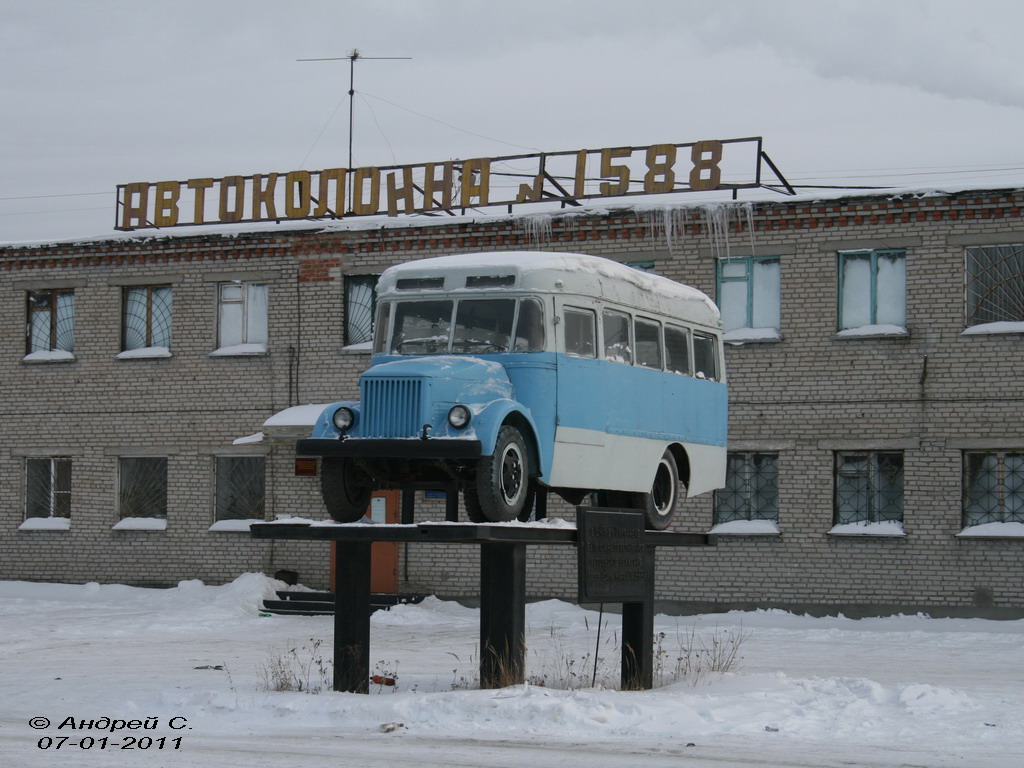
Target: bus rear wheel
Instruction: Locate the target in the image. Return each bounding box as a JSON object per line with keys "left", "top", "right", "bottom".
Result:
{"left": 467, "top": 425, "right": 534, "bottom": 522}
{"left": 320, "top": 456, "right": 374, "bottom": 522}
{"left": 644, "top": 450, "right": 680, "bottom": 530}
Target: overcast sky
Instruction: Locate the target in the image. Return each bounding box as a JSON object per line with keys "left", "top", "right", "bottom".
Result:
{"left": 4, "top": 0, "right": 1024, "bottom": 244}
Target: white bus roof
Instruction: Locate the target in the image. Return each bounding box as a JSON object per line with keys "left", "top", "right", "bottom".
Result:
{"left": 377, "top": 251, "right": 721, "bottom": 328}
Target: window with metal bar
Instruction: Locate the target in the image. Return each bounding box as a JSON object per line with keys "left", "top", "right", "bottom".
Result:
{"left": 25, "top": 457, "right": 72, "bottom": 519}
{"left": 344, "top": 275, "right": 379, "bottom": 346}
{"left": 838, "top": 249, "right": 905, "bottom": 330}
{"left": 963, "top": 451, "right": 1024, "bottom": 526}
{"left": 965, "top": 245, "right": 1024, "bottom": 327}
{"left": 27, "top": 290, "right": 75, "bottom": 354}
{"left": 123, "top": 286, "right": 172, "bottom": 351}
{"left": 714, "top": 452, "right": 778, "bottom": 524}
{"left": 118, "top": 457, "right": 168, "bottom": 519}
{"left": 215, "top": 456, "right": 265, "bottom": 521}
{"left": 834, "top": 451, "right": 903, "bottom": 524}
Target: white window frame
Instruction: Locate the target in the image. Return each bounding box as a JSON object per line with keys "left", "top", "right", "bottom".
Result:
{"left": 716, "top": 256, "right": 781, "bottom": 343}
{"left": 214, "top": 282, "right": 268, "bottom": 355}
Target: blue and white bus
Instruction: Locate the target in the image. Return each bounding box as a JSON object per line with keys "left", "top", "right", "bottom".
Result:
{"left": 298, "top": 251, "right": 727, "bottom": 529}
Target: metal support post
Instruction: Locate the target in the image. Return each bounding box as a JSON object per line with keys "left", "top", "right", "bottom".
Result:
{"left": 445, "top": 486, "right": 459, "bottom": 522}
{"left": 332, "top": 540, "right": 372, "bottom": 693}
{"left": 479, "top": 542, "right": 526, "bottom": 688}
{"left": 620, "top": 545, "right": 656, "bottom": 690}
{"left": 401, "top": 488, "right": 415, "bottom": 524}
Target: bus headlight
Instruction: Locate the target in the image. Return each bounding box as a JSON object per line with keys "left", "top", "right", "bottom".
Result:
{"left": 332, "top": 407, "right": 355, "bottom": 432}
{"left": 447, "top": 405, "right": 472, "bottom": 429}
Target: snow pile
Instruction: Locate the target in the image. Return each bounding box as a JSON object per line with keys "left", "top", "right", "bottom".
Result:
{"left": 2, "top": 574, "right": 1023, "bottom": 767}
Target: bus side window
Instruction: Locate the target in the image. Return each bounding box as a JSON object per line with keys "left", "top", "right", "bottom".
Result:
{"left": 693, "top": 332, "right": 719, "bottom": 381}
{"left": 563, "top": 307, "right": 596, "bottom": 358}
{"left": 514, "top": 297, "right": 546, "bottom": 352}
{"left": 635, "top": 318, "right": 662, "bottom": 369}
{"left": 665, "top": 325, "right": 690, "bottom": 375}
{"left": 602, "top": 310, "right": 632, "bottom": 364}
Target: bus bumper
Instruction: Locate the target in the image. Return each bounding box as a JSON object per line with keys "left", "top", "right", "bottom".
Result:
{"left": 297, "top": 437, "right": 483, "bottom": 460}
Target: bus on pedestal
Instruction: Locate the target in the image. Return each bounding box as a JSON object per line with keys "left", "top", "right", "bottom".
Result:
{"left": 298, "top": 251, "right": 727, "bottom": 529}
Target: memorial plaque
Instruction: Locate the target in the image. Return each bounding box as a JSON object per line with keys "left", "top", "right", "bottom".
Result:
{"left": 577, "top": 508, "right": 646, "bottom": 603}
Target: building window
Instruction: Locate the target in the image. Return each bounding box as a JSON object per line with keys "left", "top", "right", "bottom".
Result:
{"left": 215, "top": 456, "right": 265, "bottom": 521}
{"left": 123, "top": 286, "right": 172, "bottom": 352}
{"left": 838, "top": 249, "right": 906, "bottom": 331}
{"left": 118, "top": 457, "right": 168, "bottom": 519}
{"left": 714, "top": 452, "right": 778, "bottom": 524}
{"left": 965, "top": 245, "right": 1024, "bottom": 327}
{"left": 26, "top": 457, "right": 72, "bottom": 520}
{"left": 717, "top": 256, "right": 781, "bottom": 338}
{"left": 344, "top": 275, "right": 378, "bottom": 347}
{"left": 963, "top": 451, "right": 1024, "bottom": 526}
{"left": 217, "top": 282, "right": 267, "bottom": 352}
{"left": 834, "top": 451, "right": 903, "bottom": 525}
{"left": 27, "top": 289, "right": 75, "bottom": 355}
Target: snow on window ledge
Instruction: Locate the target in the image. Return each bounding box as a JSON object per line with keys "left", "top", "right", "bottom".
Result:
{"left": 724, "top": 328, "right": 782, "bottom": 346}
{"left": 232, "top": 432, "right": 264, "bottom": 445}
{"left": 956, "top": 521, "right": 1024, "bottom": 538}
{"left": 19, "top": 517, "right": 71, "bottom": 531}
{"left": 341, "top": 341, "right": 374, "bottom": 353}
{"left": 208, "top": 519, "right": 264, "bottom": 532}
{"left": 960, "top": 321, "right": 1024, "bottom": 337}
{"left": 833, "top": 325, "right": 909, "bottom": 340}
{"left": 117, "top": 346, "right": 172, "bottom": 360}
{"left": 209, "top": 343, "right": 267, "bottom": 357}
{"left": 708, "top": 519, "right": 780, "bottom": 536}
{"left": 828, "top": 521, "right": 906, "bottom": 537}
{"left": 112, "top": 517, "right": 168, "bottom": 531}
{"left": 23, "top": 350, "right": 76, "bottom": 363}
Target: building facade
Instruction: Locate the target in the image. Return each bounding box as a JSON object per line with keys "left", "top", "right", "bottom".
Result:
{"left": 2, "top": 187, "right": 1023, "bottom": 615}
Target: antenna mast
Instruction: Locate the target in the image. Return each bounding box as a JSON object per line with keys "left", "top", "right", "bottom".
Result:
{"left": 298, "top": 49, "right": 411, "bottom": 212}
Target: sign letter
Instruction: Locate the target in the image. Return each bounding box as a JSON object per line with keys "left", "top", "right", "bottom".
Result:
{"left": 313, "top": 168, "right": 346, "bottom": 217}
{"left": 386, "top": 167, "right": 416, "bottom": 216}
{"left": 284, "top": 171, "right": 311, "bottom": 218}
{"left": 251, "top": 173, "right": 278, "bottom": 220}
{"left": 154, "top": 182, "right": 181, "bottom": 226}
{"left": 218, "top": 176, "right": 245, "bottom": 223}
{"left": 119, "top": 183, "right": 149, "bottom": 230}
{"left": 460, "top": 158, "right": 490, "bottom": 207}
{"left": 352, "top": 167, "right": 381, "bottom": 215}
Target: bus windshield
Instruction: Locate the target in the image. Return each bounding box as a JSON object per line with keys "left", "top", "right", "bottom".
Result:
{"left": 378, "top": 297, "right": 545, "bottom": 355}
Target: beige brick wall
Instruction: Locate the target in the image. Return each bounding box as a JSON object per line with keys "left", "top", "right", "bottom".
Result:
{"left": 2, "top": 189, "right": 1023, "bottom": 614}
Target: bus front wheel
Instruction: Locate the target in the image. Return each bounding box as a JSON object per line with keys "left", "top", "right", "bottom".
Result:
{"left": 644, "top": 450, "right": 681, "bottom": 530}
{"left": 320, "top": 456, "right": 374, "bottom": 522}
{"left": 468, "top": 425, "right": 535, "bottom": 522}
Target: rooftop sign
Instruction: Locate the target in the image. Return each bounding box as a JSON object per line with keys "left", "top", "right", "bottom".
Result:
{"left": 116, "top": 136, "right": 777, "bottom": 231}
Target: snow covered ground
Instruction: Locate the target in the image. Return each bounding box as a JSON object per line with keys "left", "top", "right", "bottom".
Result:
{"left": 1, "top": 574, "right": 1022, "bottom": 768}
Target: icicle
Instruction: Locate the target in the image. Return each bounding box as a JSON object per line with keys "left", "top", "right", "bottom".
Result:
{"left": 520, "top": 214, "right": 553, "bottom": 248}
{"left": 701, "top": 203, "right": 733, "bottom": 260}
{"left": 667, "top": 207, "right": 691, "bottom": 254}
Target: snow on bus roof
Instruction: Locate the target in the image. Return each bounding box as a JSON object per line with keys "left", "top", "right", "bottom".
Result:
{"left": 380, "top": 251, "right": 720, "bottom": 325}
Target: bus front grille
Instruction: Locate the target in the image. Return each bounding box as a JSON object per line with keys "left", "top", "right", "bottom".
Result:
{"left": 361, "top": 378, "right": 423, "bottom": 438}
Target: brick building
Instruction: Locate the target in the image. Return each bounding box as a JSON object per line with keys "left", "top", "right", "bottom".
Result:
{"left": 2, "top": 187, "right": 1022, "bottom": 616}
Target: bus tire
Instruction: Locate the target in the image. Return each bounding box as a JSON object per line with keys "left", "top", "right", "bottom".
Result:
{"left": 644, "top": 450, "right": 680, "bottom": 530}
{"left": 320, "top": 456, "right": 374, "bottom": 522}
{"left": 472, "top": 425, "right": 534, "bottom": 522}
